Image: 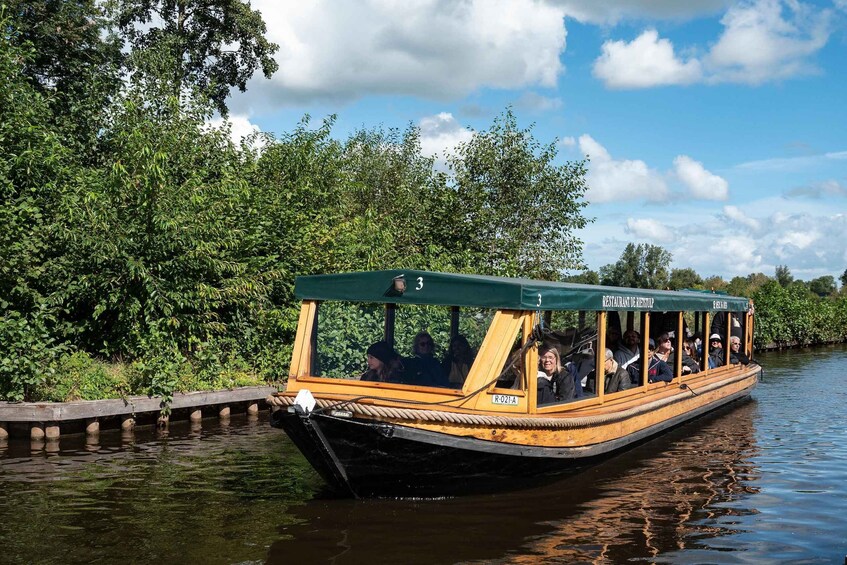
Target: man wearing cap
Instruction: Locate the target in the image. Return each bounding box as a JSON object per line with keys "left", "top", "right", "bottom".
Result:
{"left": 602, "top": 348, "right": 632, "bottom": 393}
{"left": 708, "top": 333, "right": 725, "bottom": 368}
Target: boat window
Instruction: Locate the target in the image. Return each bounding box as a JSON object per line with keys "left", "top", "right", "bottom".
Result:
{"left": 310, "top": 301, "right": 494, "bottom": 388}
{"left": 538, "top": 310, "right": 597, "bottom": 404}
{"left": 495, "top": 329, "right": 525, "bottom": 390}
{"left": 313, "top": 301, "right": 385, "bottom": 379}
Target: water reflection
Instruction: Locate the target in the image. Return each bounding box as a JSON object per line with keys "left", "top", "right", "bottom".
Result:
{"left": 3, "top": 346, "right": 847, "bottom": 564}
{"left": 267, "top": 400, "right": 760, "bottom": 564}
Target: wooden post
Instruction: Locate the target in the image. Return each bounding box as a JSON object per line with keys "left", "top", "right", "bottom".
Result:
{"left": 703, "top": 312, "right": 711, "bottom": 372}
{"left": 725, "top": 313, "right": 732, "bottom": 367}
{"left": 86, "top": 418, "right": 100, "bottom": 436}
{"left": 597, "top": 311, "right": 606, "bottom": 401}
{"left": 640, "top": 312, "right": 650, "bottom": 386}
{"left": 45, "top": 424, "right": 60, "bottom": 440}
{"left": 121, "top": 415, "right": 135, "bottom": 431}
{"left": 0, "top": 422, "right": 8, "bottom": 440}
{"left": 247, "top": 403, "right": 259, "bottom": 416}
{"left": 675, "top": 312, "right": 684, "bottom": 381}
{"left": 219, "top": 405, "right": 231, "bottom": 418}
{"left": 30, "top": 423, "right": 45, "bottom": 440}
{"left": 156, "top": 415, "right": 169, "bottom": 429}
{"left": 190, "top": 409, "right": 202, "bottom": 422}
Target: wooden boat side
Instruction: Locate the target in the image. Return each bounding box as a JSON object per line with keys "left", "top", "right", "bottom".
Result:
{"left": 270, "top": 364, "right": 759, "bottom": 451}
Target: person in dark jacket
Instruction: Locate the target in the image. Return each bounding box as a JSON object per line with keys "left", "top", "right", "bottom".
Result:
{"left": 407, "top": 331, "right": 450, "bottom": 387}
{"left": 537, "top": 346, "right": 581, "bottom": 404}
{"left": 361, "top": 341, "right": 404, "bottom": 382}
{"left": 729, "top": 335, "right": 750, "bottom": 365}
{"left": 602, "top": 348, "right": 632, "bottom": 393}
{"left": 628, "top": 339, "right": 674, "bottom": 384}
{"left": 708, "top": 333, "right": 725, "bottom": 368}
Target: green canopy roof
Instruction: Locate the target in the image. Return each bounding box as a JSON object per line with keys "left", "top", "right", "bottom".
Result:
{"left": 295, "top": 270, "right": 749, "bottom": 313}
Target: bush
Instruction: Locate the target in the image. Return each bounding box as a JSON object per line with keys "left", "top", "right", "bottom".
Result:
{"left": 34, "top": 351, "right": 129, "bottom": 402}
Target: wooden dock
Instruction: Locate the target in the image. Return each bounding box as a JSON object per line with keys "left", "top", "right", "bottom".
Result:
{"left": 0, "top": 386, "right": 278, "bottom": 440}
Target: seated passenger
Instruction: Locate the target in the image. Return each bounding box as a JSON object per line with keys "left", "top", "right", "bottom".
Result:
{"left": 602, "top": 348, "right": 632, "bottom": 393}
{"left": 656, "top": 332, "right": 700, "bottom": 375}
{"left": 729, "top": 336, "right": 750, "bottom": 365}
{"left": 615, "top": 330, "right": 640, "bottom": 368}
{"left": 361, "top": 341, "right": 404, "bottom": 382}
{"left": 441, "top": 334, "right": 475, "bottom": 387}
{"left": 537, "top": 345, "right": 581, "bottom": 405}
{"left": 627, "top": 339, "right": 673, "bottom": 384}
{"left": 707, "top": 333, "right": 725, "bottom": 368}
{"left": 684, "top": 338, "right": 700, "bottom": 364}
{"left": 407, "top": 331, "right": 449, "bottom": 387}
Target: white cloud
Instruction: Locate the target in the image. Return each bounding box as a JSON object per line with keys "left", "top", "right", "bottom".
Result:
{"left": 674, "top": 155, "right": 729, "bottom": 200}
{"left": 736, "top": 150, "right": 847, "bottom": 171}
{"left": 593, "top": 30, "right": 703, "bottom": 88}
{"left": 774, "top": 229, "right": 819, "bottom": 257}
{"left": 705, "top": 0, "right": 831, "bottom": 84}
{"left": 578, "top": 135, "right": 669, "bottom": 202}
{"left": 418, "top": 113, "right": 473, "bottom": 169}
{"left": 550, "top": 0, "right": 728, "bottom": 25}
{"left": 207, "top": 114, "right": 262, "bottom": 144}
{"left": 723, "top": 205, "right": 761, "bottom": 231}
{"left": 247, "top": 0, "right": 567, "bottom": 107}
{"left": 625, "top": 218, "right": 673, "bottom": 240}
{"left": 515, "top": 92, "right": 563, "bottom": 112}
{"left": 708, "top": 235, "right": 764, "bottom": 272}
{"left": 591, "top": 0, "right": 833, "bottom": 89}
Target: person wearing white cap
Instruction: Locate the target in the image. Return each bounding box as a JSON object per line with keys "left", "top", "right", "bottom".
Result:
{"left": 708, "top": 333, "right": 724, "bottom": 369}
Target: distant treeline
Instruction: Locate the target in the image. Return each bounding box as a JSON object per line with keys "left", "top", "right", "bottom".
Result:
{"left": 567, "top": 244, "right": 847, "bottom": 351}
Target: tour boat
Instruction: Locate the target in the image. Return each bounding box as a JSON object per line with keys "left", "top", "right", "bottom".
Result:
{"left": 268, "top": 270, "right": 760, "bottom": 498}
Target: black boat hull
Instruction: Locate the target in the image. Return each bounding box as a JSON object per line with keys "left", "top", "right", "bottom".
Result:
{"left": 271, "top": 384, "right": 753, "bottom": 498}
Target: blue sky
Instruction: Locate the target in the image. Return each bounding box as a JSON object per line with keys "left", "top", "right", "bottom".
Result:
{"left": 217, "top": 0, "right": 847, "bottom": 283}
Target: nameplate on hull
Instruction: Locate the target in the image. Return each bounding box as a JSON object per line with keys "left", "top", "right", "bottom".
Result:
{"left": 492, "top": 394, "right": 519, "bottom": 406}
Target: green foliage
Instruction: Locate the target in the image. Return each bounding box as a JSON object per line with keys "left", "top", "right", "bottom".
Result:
{"left": 35, "top": 351, "right": 129, "bottom": 401}
{"left": 809, "top": 275, "right": 836, "bottom": 297}
{"left": 449, "top": 108, "right": 591, "bottom": 279}
{"left": 775, "top": 264, "right": 793, "bottom": 287}
{"left": 752, "top": 280, "right": 847, "bottom": 349}
{"left": 702, "top": 275, "right": 727, "bottom": 291}
{"left": 600, "top": 243, "right": 672, "bottom": 289}
{"left": 0, "top": 307, "right": 68, "bottom": 401}
{"left": 116, "top": 0, "right": 279, "bottom": 115}
{"left": 668, "top": 268, "right": 703, "bottom": 290}
{"left": 3, "top": 0, "right": 122, "bottom": 153}
{"left": 565, "top": 270, "right": 600, "bottom": 285}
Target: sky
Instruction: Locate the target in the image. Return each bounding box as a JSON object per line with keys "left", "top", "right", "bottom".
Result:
{"left": 218, "top": 0, "right": 847, "bottom": 283}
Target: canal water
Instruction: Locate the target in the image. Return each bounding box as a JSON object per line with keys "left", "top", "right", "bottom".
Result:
{"left": 2, "top": 345, "right": 847, "bottom": 564}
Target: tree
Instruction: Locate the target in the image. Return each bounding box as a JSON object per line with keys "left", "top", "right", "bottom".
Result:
{"left": 449, "top": 109, "right": 591, "bottom": 279}
{"left": 4, "top": 0, "right": 122, "bottom": 153}
{"left": 117, "top": 0, "right": 279, "bottom": 115}
{"left": 668, "top": 268, "right": 703, "bottom": 290}
{"left": 809, "top": 275, "right": 837, "bottom": 297}
{"left": 840, "top": 268, "right": 847, "bottom": 289}
{"left": 775, "top": 264, "right": 793, "bottom": 287}
{"left": 702, "top": 275, "right": 727, "bottom": 291}
{"left": 599, "top": 244, "right": 672, "bottom": 289}
{"left": 565, "top": 270, "right": 600, "bottom": 285}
